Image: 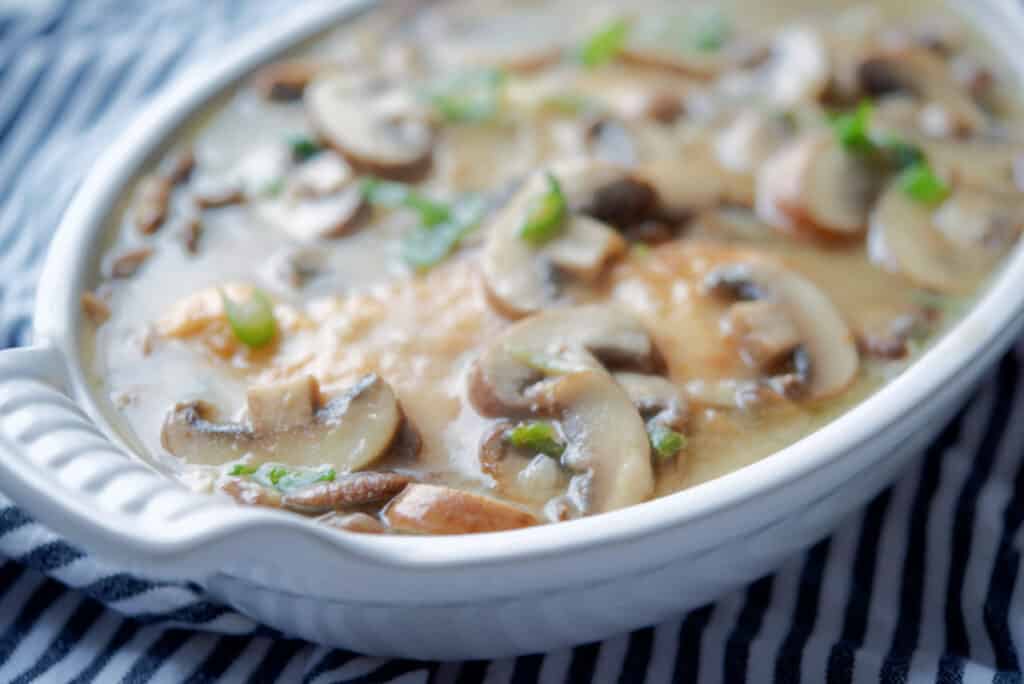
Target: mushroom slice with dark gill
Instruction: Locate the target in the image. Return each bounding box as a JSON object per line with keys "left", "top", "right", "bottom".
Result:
{"left": 868, "top": 184, "right": 1020, "bottom": 294}
{"left": 479, "top": 421, "right": 570, "bottom": 505}
{"left": 613, "top": 372, "right": 689, "bottom": 434}
{"left": 703, "top": 260, "right": 859, "bottom": 400}
{"left": 756, "top": 131, "right": 877, "bottom": 239}
{"left": 305, "top": 74, "right": 434, "bottom": 181}
{"left": 384, "top": 483, "right": 539, "bottom": 534}
{"left": 281, "top": 472, "right": 412, "bottom": 515}
{"left": 468, "top": 305, "right": 658, "bottom": 514}
{"left": 481, "top": 162, "right": 651, "bottom": 317}
{"left": 161, "top": 374, "right": 402, "bottom": 471}
{"left": 855, "top": 47, "right": 987, "bottom": 137}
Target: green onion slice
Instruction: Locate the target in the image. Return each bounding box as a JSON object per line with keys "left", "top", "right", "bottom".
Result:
{"left": 506, "top": 421, "right": 566, "bottom": 458}
{"left": 519, "top": 172, "right": 568, "bottom": 246}
{"left": 691, "top": 9, "right": 732, "bottom": 52}
{"left": 401, "top": 194, "right": 489, "bottom": 271}
{"left": 425, "top": 68, "right": 506, "bottom": 123}
{"left": 221, "top": 288, "right": 277, "bottom": 348}
{"left": 228, "top": 463, "right": 258, "bottom": 477}
{"left": 899, "top": 162, "right": 950, "bottom": 205}
{"left": 247, "top": 463, "right": 336, "bottom": 493}
{"left": 648, "top": 422, "right": 686, "bottom": 462}
{"left": 578, "top": 18, "right": 630, "bottom": 68}
{"left": 832, "top": 101, "right": 875, "bottom": 155}
{"left": 362, "top": 177, "right": 451, "bottom": 227}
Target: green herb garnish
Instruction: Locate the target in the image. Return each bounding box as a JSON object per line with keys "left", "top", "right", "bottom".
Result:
{"left": 289, "top": 135, "right": 321, "bottom": 162}
{"left": 247, "top": 463, "right": 336, "bottom": 493}
{"left": 899, "top": 162, "right": 950, "bottom": 205}
{"left": 577, "top": 18, "right": 630, "bottom": 68}
{"left": 221, "top": 288, "right": 277, "bottom": 348}
{"left": 832, "top": 101, "right": 876, "bottom": 155}
{"left": 519, "top": 172, "right": 568, "bottom": 246}
{"left": 228, "top": 464, "right": 258, "bottom": 476}
{"left": 362, "top": 177, "right": 451, "bottom": 227}
{"left": 506, "top": 421, "right": 566, "bottom": 458}
{"left": 401, "top": 194, "right": 489, "bottom": 271}
{"left": 648, "top": 423, "right": 686, "bottom": 462}
{"left": 425, "top": 68, "right": 506, "bottom": 123}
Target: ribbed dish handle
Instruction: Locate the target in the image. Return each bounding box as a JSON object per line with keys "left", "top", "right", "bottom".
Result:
{"left": 0, "top": 344, "right": 251, "bottom": 580}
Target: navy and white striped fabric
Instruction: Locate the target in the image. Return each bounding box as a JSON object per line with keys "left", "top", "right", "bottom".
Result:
{"left": 1, "top": 1, "right": 1024, "bottom": 681}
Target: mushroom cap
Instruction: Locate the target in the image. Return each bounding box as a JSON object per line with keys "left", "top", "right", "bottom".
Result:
{"left": 481, "top": 164, "right": 633, "bottom": 318}
{"left": 756, "top": 132, "right": 875, "bottom": 239}
{"left": 305, "top": 75, "right": 434, "bottom": 181}
{"left": 468, "top": 304, "right": 662, "bottom": 418}
{"left": 161, "top": 375, "right": 403, "bottom": 472}
{"left": 703, "top": 260, "right": 859, "bottom": 400}
{"left": 256, "top": 184, "right": 368, "bottom": 241}
{"left": 867, "top": 184, "right": 1010, "bottom": 293}
{"left": 538, "top": 368, "right": 655, "bottom": 514}
{"left": 383, "top": 483, "right": 538, "bottom": 534}
{"left": 856, "top": 47, "right": 987, "bottom": 137}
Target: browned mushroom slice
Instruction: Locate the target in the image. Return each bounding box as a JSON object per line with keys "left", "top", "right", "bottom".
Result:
{"left": 108, "top": 247, "right": 154, "bottom": 279}
{"left": 319, "top": 512, "right": 388, "bottom": 534}
{"left": 253, "top": 60, "right": 328, "bottom": 101}
{"left": 534, "top": 368, "right": 655, "bottom": 513}
{"left": 856, "top": 47, "right": 987, "bottom": 137}
{"left": 132, "top": 175, "right": 172, "bottom": 235}
{"left": 161, "top": 374, "right": 402, "bottom": 471}
{"left": 868, "top": 184, "right": 1017, "bottom": 293}
{"left": 703, "top": 261, "right": 859, "bottom": 400}
{"left": 160, "top": 148, "right": 196, "bottom": 185}
{"left": 81, "top": 292, "right": 111, "bottom": 325}
{"left": 468, "top": 305, "right": 661, "bottom": 417}
{"left": 179, "top": 214, "right": 202, "bottom": 255}
{"left": 383, "top": 483, "right": 538, "bottom": 534}
{"left": 282, "top": 472, "right": 412, "bottom": 514}
{"left": 220, "top": 478, "right": 282, "bottom": 508}
{"left": 305, "top": 75, "right": 433, "bottom": 181}
{"left": 257, "top": 185, "right": 368, "bottom": 241}
{"left": 756, "top": 132, "right": 876, "bottom": 239}
{"left": 481, "top": 166, "right": 631, "bottom": 317}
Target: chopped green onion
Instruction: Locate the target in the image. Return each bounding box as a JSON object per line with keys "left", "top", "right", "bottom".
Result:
{"left": 289, "top": 135, "right": 321, "bottom": 162}
{"left": 425, "top": 68, "right": 506, "bottom": 123}
{"left": 506, "top": 421, "right": 566, "bottom": 458}
{"left": 248, "top": 463, "right": 336, "bottom": 493}
{"left": 876, "top": 138, "right": 925, "bottom": 171}
{"left": 577, "top": 18, "right": 630, "bottom": 68}
{"left": 692, "top": 9, "right": 731, "bottom": 52}
{"left": 506, "top": 347, "right": 589, "bottom": 376}
{"left": 261, "top": 178, "right": 285, "bottom": 197}
{"left": 228, "top": 464, "right": 258, "bottom": 476}
{"left": 648, "top": 423, "right": 686, "bottom": 462}
{"left": 832, "top": 101, "right": 875, "bottom": 155}
{"left": 362, "top": 177, "right": 451, "bottom": 227}
{"left": 221, "top": 288, "right": 277, "bottom": 348}
{"left": 519, "top": 172, "right": 568, "bottom": 246}
{"left": 899, "top": 162, "right": 950, "bottom": 205}
{"left": 401, "top": 194, "right": 489, "bottom": 270}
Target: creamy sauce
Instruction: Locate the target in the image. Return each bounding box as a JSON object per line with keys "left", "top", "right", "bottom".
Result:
{"left": 83, "top": 0, "right": 1023, "bottom": 533}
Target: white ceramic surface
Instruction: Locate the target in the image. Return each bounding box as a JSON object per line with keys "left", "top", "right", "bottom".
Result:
{"left": 1, "top": 0, "right": 1023, "bottom": 660}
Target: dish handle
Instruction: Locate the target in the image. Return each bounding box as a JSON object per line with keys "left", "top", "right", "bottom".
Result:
{"left": 0, "top": 344, "right": 253, "bottom": 580}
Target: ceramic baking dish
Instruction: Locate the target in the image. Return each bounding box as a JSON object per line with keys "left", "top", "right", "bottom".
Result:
{"left": 1, "top": 0, "right": 1023, "bottom": 660}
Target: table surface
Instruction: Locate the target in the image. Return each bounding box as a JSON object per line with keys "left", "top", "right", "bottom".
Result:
{"left": 1, "top": 1, "right": 1023, "bottom": 682}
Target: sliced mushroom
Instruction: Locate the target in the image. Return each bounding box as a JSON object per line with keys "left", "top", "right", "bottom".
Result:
{"left": 132, "top": 175, "right": 172, "bottom": 235}
{"left": 756, "top": 131, "right": 877, "bottom": 239}
{"left": 481, "top": 165, "right": 633, "bottom": 317}
{"left": 856, "top": 47, "right": 987, "bottom": 137}
{"left": 469, "top": 306, "right": 658, "bottom": 514}
{"left": 533, "top": 367, "right": 654, "bottom": 513}
{"left": 613, "top": 372, "right": 688, "bottom": 432}
{"left": 256, "top": 185, "right": 368, "bottom": 241}
{"left": 856, "top": 308, "right": 932, "bottom": 359}
{"left": 762, "top": 26, "right": 831, "bottom": 108}
{"left": 703, "top": 261, "right": 859, "bottom": 400}
{"left": 714, "top": 110, "right": 792, "bottom": 175}
{"left": 638, "top": 150, "right": 733, "bottom": 220}
{"left": 179, "top": 214, "right": 202, "bottom": 255}
{"left": 246, "top": 375, "right": 318, "bottom": 434}
{"left": 220, "top": 478, "right": 282, "bottom": 508}
{"left": 383, "top": 483, "right": 538, "bottom": 534}
{"left": 281, "top": 472, "right": 412, "bottom": 515}
{"left": 479, "top": 422, "right": 569, "bottom": 505}
{"left": 432, "top": 11, "right": 563, "bottom": 74}
{"left": 319, "top": 512, "right": 388, "bottom": 534}
{"left": 108, "top": 247, "right": 154, "bottom": 279}
{"left": 719, "top": 299, "right": 802, "bottom": 372}
{"left": 161, "top": 374, "right": 402, "bottom": 471}
{"left": 81, "top": 291, "right": 111, "bottom": 325}
{"left": 469, "top": 305, "right": 661, "bottom": 417}
{"left": 620, "top": 16, "right": 768, "bottom": 80}
{"left": 160, "top": 147, "right": 196, "bottom": 186}
{"left": 305, "top": 75, "right": 433, "bottom": 181}
{"left": 253, "top": 59, "right": 329, "bottom": 101}
{"left": 868, "top": 184, "right": 1017, "bottom": 293}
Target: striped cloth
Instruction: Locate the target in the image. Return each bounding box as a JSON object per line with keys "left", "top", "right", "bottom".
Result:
{"left": 1, "top": 1, "right": 1023, "bottom": 682}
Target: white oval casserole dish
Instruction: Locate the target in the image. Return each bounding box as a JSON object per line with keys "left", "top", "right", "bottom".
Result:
{"left": 1, "top": 0, "right": 1024, "bottom": 660}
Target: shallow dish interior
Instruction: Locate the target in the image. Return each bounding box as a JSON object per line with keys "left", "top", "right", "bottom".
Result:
{"left": 38, "top": 0, "right": 1024, "bottom": 552}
